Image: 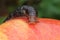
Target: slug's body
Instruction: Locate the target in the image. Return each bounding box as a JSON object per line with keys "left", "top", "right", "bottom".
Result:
{"left": 4, "top": 5, "right": 37, "bottom": 23}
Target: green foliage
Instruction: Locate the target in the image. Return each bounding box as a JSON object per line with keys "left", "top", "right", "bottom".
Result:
{"left": 0, "top": 16, "right": 7, "bottom": 24}
{"left": 38, "top": 0, "right": 60, "bottom": 19}
{"left": 18, "top": 0, "right": 26, "bottom": 5}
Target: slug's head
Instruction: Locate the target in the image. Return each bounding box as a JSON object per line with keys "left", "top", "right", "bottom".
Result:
{"left": 20, "top": 5, "right": 38, "bottom": 17}
{"left": 20, "top": 5, "right": 38, "bottom": 23}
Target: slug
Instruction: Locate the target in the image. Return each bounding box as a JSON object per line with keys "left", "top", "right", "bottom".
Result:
{"left": 4, "top": 5, "right": 38, "bottom": 23}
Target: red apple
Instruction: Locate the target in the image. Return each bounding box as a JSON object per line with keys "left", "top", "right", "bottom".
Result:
{"left": 0, "top": 17, "right": 60, "bottom": 40}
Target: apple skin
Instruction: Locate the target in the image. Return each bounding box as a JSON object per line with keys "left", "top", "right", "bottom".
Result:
{"left": 0, "top": 17, "right": 60, "bottom": 40}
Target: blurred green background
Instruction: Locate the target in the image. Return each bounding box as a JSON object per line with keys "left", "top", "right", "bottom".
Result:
{"left": 0, "top": 0, "right": 60, "bottom": 24}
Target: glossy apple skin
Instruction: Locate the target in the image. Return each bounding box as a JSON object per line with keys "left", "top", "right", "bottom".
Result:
{"left": 0, "top": 17, "right": 60, "bottom": 40}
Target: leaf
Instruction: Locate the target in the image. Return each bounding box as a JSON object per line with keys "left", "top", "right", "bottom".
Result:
{"left": 0, "top": 16, "right": 7, "bottom": 24}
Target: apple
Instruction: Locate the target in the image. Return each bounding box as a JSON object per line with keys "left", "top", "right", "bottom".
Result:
{"left": 0, "top": 17, "right": 60, "bottom": 40}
